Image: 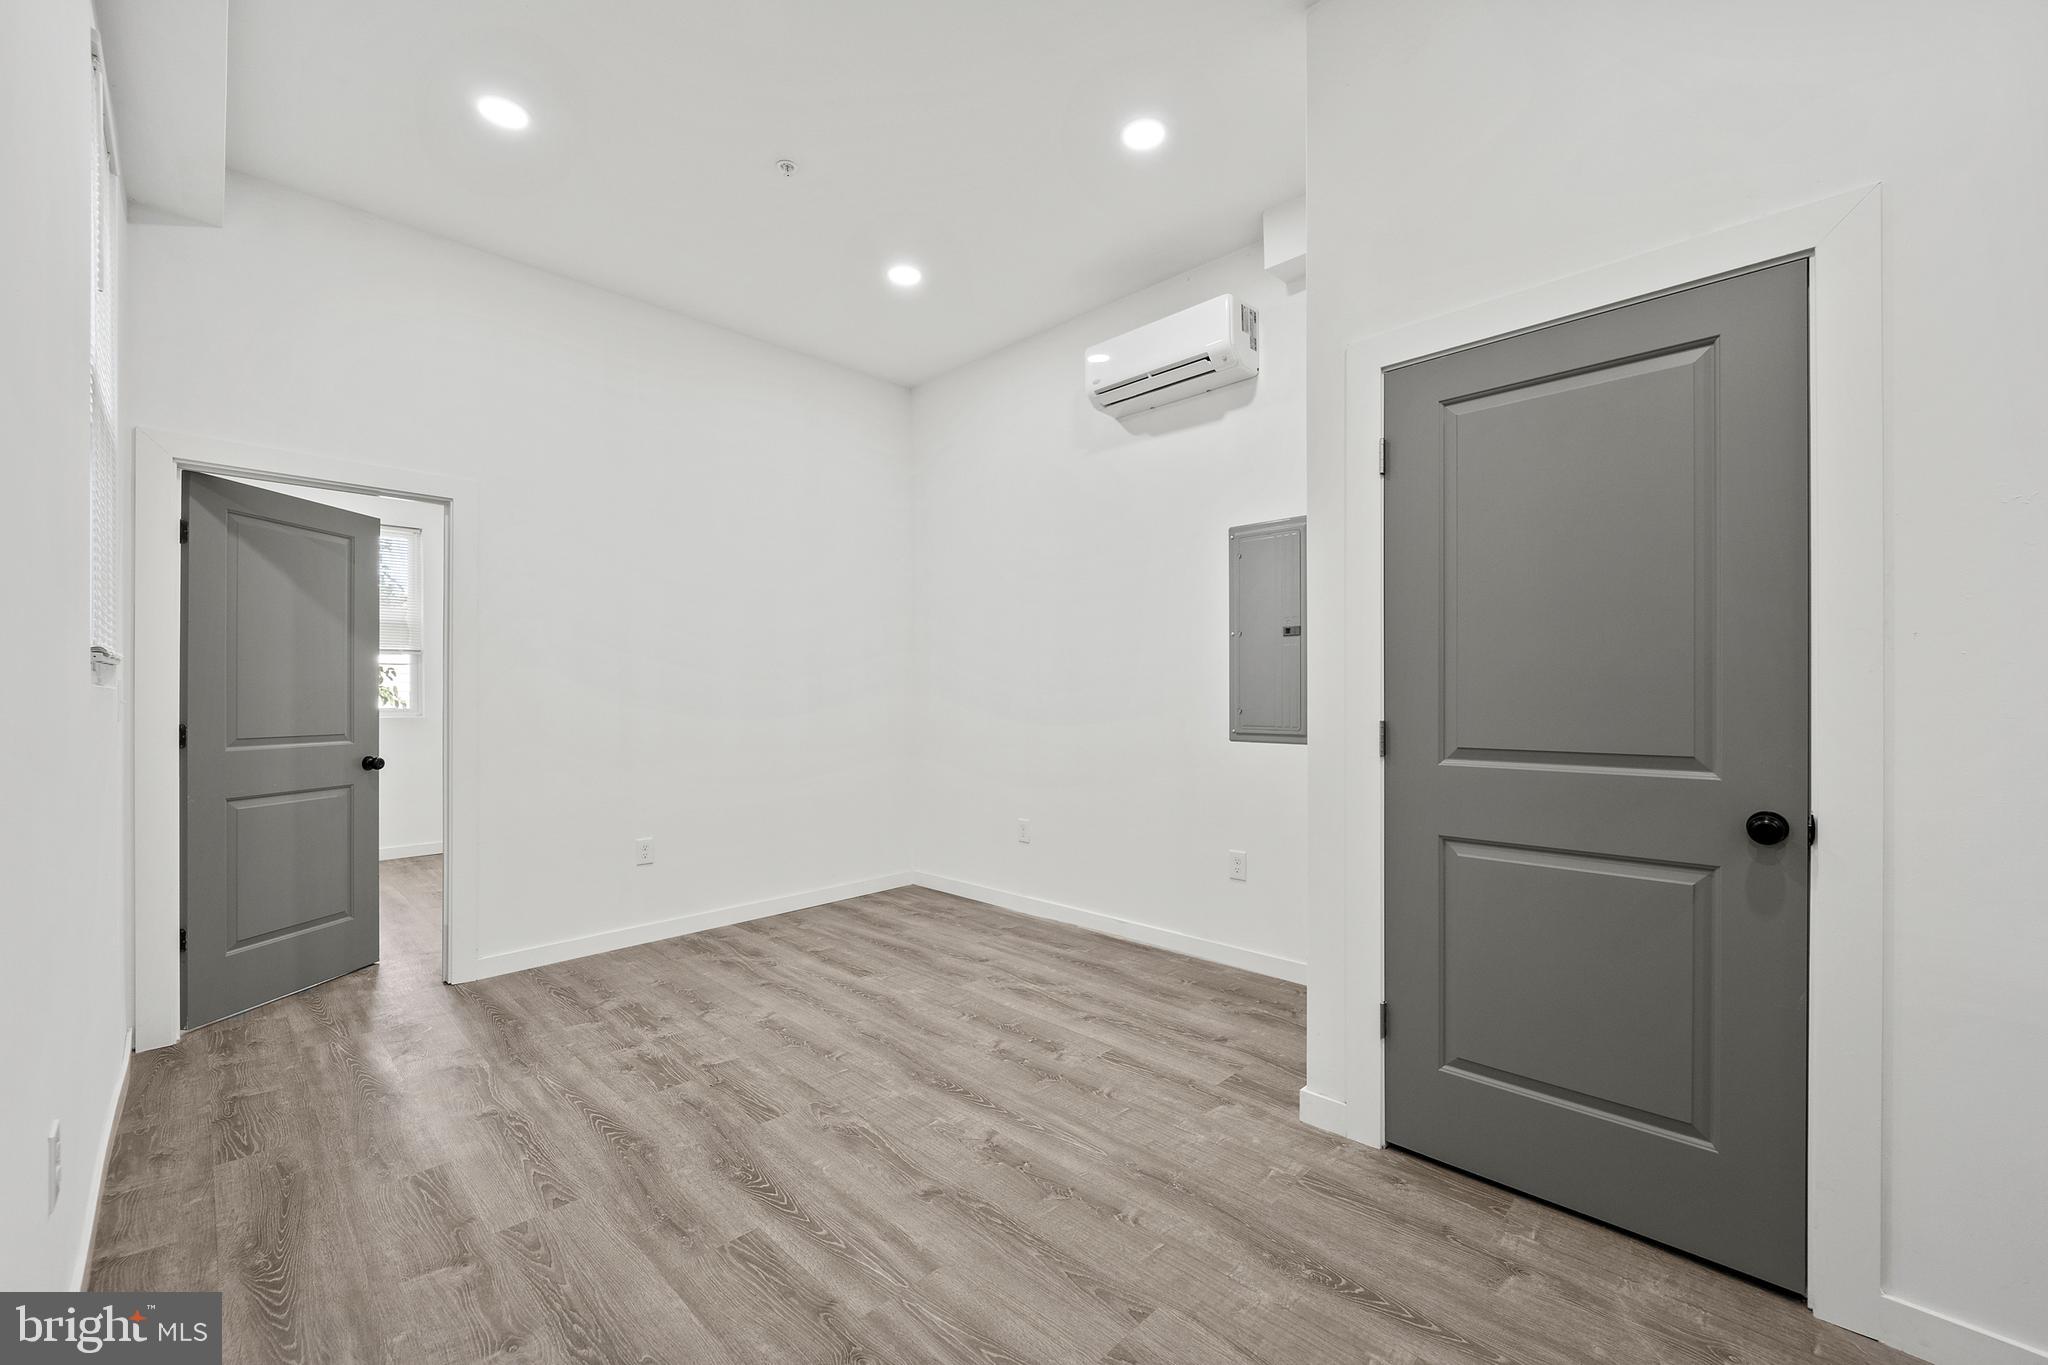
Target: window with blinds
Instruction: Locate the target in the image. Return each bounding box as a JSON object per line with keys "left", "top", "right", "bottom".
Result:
{"left": 87, "top": 38, "right": 120, "bottom": 678}
{"left": 377, "top": 526, "right": 425, "bottom": 715}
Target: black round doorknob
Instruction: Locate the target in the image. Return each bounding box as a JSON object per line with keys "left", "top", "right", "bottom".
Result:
{"left": 361, "top": 756, "right": 386, "bottom": 771}
{"left": 1745, "top": 810, "right": 1791, "bottom": 846}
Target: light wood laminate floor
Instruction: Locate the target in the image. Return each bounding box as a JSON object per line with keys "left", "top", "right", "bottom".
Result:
{"left": 89, "top": 858, "right": 1918, "bottom": 1365}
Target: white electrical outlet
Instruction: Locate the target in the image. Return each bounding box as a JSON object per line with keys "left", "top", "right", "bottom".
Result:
{"left": 1016, "top": 818, "right": 1031, "bottom": 844}
{"left": 1228, "top": 849, "right": 1248, "bottom": 882}
{"left": 47, "top": 1121, "right": 61, "bottom": 1214}
{"left": 633, "top": 837, "right": 655, "bottom": 866}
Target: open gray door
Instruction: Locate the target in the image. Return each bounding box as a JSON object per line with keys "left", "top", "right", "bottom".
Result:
{"left": 1382, "top": 261, "right": 1810, "bottom": 1290}
{"left": 183, "top": 473, "right": 381, "bottom": 1028}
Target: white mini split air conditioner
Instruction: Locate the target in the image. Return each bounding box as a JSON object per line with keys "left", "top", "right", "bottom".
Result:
{"left": 1086, "top": 294, "right": 1260, "bottom": 417}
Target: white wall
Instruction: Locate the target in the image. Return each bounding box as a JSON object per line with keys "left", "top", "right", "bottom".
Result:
{"left": 246, "top": 481, "right": 446, "bottom": 859}
{"left": 128, "top": 174, "right": 913, "bottom": 969}
{"left": 0, "top": 0, "right": 135, "bottom": 1290}
{"left": 911, "top": 247, "right": 1307, "bottom": 978}
{"left": 1305, "top": 1, "right": 2048, "bottom": 1359}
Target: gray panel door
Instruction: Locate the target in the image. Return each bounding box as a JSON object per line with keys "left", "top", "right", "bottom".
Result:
{"left": 1383, "top": 261, "right": 1809, "bottom": 1290}
{"left": 183, "top": 473, "right": 381, "bottom": 1028}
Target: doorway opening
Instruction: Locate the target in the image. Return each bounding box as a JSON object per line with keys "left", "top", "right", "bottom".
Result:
{"left": 167, "top": 461, "right": 457, "bottom": 1029}
{"left": 136, "top": 429, "right": 479, "bottom": 1051}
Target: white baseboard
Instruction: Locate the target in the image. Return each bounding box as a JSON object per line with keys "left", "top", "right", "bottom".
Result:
{"left": 1865, "top": 1294, "right": 2047, "bottom": 1365}
{"left": 1298, "top": 1085, "right": 1351, "bottom": 1136}
{"left": 380, "top": 840, "right": 444, "bottom": 861}
{"left": 72, "top": 1027, "right": 133, "bottom": 1290}
{"left": 911, "top": 873, "right": 1307, "bottom": 984}
{"left": 473, "top": 871, "right": 917, "bottom": 977}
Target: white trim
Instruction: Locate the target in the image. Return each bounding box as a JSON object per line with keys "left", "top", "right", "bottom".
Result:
{"left": 474, "top": 872, "right": 917, "bottom": 976}
{"left": 1296, "top": 1085, "right": 1348, "bottom": 1135}
{"left": 133, "top": 428, "right": 481, "bottom": 1050}
{"left": 72, "top": 1028, "right": 132, "bottom": 1290}
{"left": 379, "top": 841, "right": 445, "bottom": 862}
{"left": 914, "top": 873, "right": 1309, "bottom": 984}
{"left": 1303, "top": 188, "right": 1909, "bottom": 1348}
{"left": 1869, "top": 1302, "right": 2048, "bottom": 1365}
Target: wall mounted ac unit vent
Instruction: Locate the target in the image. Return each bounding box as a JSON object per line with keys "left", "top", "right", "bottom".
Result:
{"left": 1086, "top": 294, "right": 1260, "bottom": 417}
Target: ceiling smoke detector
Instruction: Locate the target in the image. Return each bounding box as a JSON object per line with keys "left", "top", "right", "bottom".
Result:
{"left": 776, "top": 159, "right": 798, "bottom": 177}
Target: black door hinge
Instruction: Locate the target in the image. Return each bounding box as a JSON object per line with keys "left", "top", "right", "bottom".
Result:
{"left": 179, "top": 929, "right": 187, "bottom": 952}
{"left": 1379, "top": 437, "right": 1388, "bottom": 476}
{"left": 179, "top": 518, "right": 189, "bottom": 543}
{"left": 1808, "top": 813, "right": 1818, "bottom": 846}
{"left": 178, "top": 723, "right": 187, "bottom": 749}
{"left": 1379, "top": 721, "right": 1387, "bottom": 757}
{"left": 1379, "top": 1002, "right": 1389, "bottom": 1039}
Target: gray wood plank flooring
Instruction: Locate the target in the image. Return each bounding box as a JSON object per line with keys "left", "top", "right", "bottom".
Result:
{"left": 89, "top": 858, "right": 1920, "bottom": 1365}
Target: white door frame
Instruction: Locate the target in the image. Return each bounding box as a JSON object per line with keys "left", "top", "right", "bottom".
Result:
{"left": 1299, "top": 188, "right": 1918, "bottom": 1350}
{"left": 132, "top": 428, "right": 484, "bottom": 1052}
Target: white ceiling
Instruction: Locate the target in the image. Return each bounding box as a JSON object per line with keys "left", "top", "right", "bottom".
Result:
{"left": 222, "top": 0, "right": 1307, "bottom": 386}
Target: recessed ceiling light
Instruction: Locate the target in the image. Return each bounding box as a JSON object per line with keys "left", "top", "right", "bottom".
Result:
{"left": 1121, "top": 117, "right": 1167, "bottom": 152}
{"left": 887, "top": 263, "right": 924, "bottom": 288}
{"left": 474, "top": 94, "right": 531, "bottom": 132}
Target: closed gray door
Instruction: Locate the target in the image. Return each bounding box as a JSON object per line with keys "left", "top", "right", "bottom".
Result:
{"left": 183, "top": 473, "right": 381, "bottom": 1028}
{"left": 1383, "top": 261, "right": 1809, "bottom": 1291}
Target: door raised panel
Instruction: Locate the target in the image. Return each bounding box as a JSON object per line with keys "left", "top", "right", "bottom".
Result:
{"left": 1441, "top": 840, "right": 1711, "bottom": 1140}
{"left": 228, "top": 788, "right": 356, "bottom": 948}
{"left": 230, "top": 512, "right": 356, "bottom": 744}
{"left": 1442, "top": 345, "right": 1716, "bottom": 770}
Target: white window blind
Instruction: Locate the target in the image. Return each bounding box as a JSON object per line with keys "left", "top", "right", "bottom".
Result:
{"left": 378, "top": 528, "right": 424, "bottom": 651}
{"left": 87, "top": 39, "right": 120, "bottom": 665}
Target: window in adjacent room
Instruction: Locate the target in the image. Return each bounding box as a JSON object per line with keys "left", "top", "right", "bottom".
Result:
{"left": 87, "top": 35, "right": 121, "bottom": 682}
{"left": 377, "top": 526, "right": 425, "bottom": 716}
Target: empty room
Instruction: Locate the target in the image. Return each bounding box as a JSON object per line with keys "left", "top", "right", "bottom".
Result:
{"left": 4, "top": 1, "right": 2044, "bottom": 1362}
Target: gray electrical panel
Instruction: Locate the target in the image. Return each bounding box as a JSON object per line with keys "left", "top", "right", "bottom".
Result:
{"left": 1229, "top": 516, "right": 1306, "bottom": 743}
